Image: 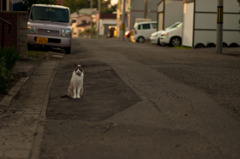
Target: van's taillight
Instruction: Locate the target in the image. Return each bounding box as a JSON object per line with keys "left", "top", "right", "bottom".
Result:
{"left": 135, "top": 30, "right": 137, "bottom": 34}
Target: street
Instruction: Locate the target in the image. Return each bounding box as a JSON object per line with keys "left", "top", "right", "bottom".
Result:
{"left": 41, "top": 38, "right": 240, "bottom": 159}
{"left": 1, "top": 37, "right": 240, "bottom": 159}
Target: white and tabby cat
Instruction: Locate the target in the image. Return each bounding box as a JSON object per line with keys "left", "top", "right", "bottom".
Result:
{"left": 67, "top": 64, "right": 84, "bottom": 99}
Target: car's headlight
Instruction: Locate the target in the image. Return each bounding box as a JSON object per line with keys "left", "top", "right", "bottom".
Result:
{"left": 161, "top": 33, "right": 168, "bottom": 37}
{"left": 62, "top": 29, "right": 72, "bottom": 37}
{"left": 27, "top": 26, "right": 35, "bottom": 34}
{"left": 151, "top": 33, "right": 158, "bottom": 37}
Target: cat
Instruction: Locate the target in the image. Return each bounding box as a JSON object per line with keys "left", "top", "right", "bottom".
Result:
{"left": 67, "top": 64, "right": 84, "bottom": 99}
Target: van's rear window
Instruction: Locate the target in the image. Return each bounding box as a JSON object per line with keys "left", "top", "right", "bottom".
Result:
{"left": 31, "top": 6, "right": 69, "bottom": 23}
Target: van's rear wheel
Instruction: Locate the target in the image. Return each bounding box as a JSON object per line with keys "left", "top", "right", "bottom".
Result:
{"left": 170, "top": 37, "right": 181, "bottom": 47}
{"left": 137, "top": 37, "right": 145, "bottom": 43}
{"left": 64, "top": 47, "right": 71, "bottom": 54}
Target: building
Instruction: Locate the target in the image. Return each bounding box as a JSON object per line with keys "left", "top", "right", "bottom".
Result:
{"left": 71, "top": 8, "right": 97, "bottom": 37}
{"left": 157, "top": 0, "right": 183, "bottom": 30}
{"left": 182, "top": 0, "right": 240, "bottom": 48}
{"left": 117, "top": 0, "right": 159, "bottom": 37}
{"left": 98, "top": 13, "right": 117, "bottom": 37}
{"left": 1, "top": 0, "right": 13, "bottom": 11}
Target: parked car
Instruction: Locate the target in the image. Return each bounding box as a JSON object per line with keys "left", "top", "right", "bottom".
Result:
{"left": 160, "top": 22, "right": 183, "bottom": 46}
{"left": 150, "top": 22, "right": 183, "bottom": 45}
{"left": 132, "top": 21, "right": 157, "bottom": 43}
{"left": 150, "top": 30, "right": 164, "bottom": 45}
{"left": 27, "top": 4, "right": 73, "bottom": 54}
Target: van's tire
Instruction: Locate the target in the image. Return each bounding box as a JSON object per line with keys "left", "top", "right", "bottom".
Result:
{"left": 137, "top": 37, "right": 145, "bottom": 43}
{"left": 64, "top": 47, "right": 71, "bottom": 54}
{"left": 28, "top": 44, "right": 34, "bottom": 50}
{"left": 170, "top": 37, "right": 181, "bottom": 47}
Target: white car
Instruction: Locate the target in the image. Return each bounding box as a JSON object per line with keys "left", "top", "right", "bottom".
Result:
{"left": 160, "top": 22, "right": 183, "bottom": 46}
{"left": 150, "top": 30, "right": 164, "bottom": 45}
{"left": 132, "top": 21, "right": 157, "bottom": 43}
{"left": 150, "top": 22, "right": 183, "bottom": 45}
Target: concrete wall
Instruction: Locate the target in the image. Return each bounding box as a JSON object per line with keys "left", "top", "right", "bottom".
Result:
{"left": 0, "top": 11, "right": 27, "bottom": 57}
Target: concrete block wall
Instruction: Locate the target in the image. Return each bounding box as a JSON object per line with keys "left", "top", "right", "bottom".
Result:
{"left": 0, "top": 11, "right": 28, "bottom": 57}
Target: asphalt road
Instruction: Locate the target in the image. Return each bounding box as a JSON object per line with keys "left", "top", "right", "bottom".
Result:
{"left": 40, "top": 38, "right": 240, "bottom": 159}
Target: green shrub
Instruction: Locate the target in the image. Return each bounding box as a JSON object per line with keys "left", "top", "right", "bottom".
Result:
{"left": 0, "top": 47, "right": 20, "bottom": 94}
{"left": 0, "top": 57, "right": 11, "bottom": 93}
{"left": 0, "top": 47, "right": 20, "bottom": 71}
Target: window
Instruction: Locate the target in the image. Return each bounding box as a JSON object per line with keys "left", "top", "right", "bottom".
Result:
{"left": 31, "top": 6, "right": 69, "bottom": 23}
{"left": 152, "top": 23, "right": 157, "bottom": 29}
{"left": 138, "top": 24, "right": 141, "bottom": 30}
{"left": 142, "top": 24, "right": 150, "bottom": 29}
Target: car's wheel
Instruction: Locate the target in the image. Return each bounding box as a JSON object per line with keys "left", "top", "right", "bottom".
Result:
{"left": 64, "top": 47, "right": 71, "bottom": 54}
{"left": 28, "top": 44, "right": 33, "bottom": 50}
{"left": 137, "top": 37, "right": 145, "bottom": 43}
{"left": 195, "top": 43, "right": 205, "bottom": 48}
{"left": 157, "top": 38, "right": 161, "bottom": 46}
{"left": 170, "top": 37, "right": 181, "bottom": 47}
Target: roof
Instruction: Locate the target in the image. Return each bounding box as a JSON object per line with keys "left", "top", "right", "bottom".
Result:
{"left": 32, "top": 4, "right": 69, "bottom": 9}
{"left": 77, "top": 22, "right": 91, "bottom": 27}
{"left": 78, "top": 8, "right": 97, "bottom": 15}
{"left": 71, "top": 8, "right": 97, "bottom": 18}
{"left": 100, "top": 13, "right": 116, "bottom": 19}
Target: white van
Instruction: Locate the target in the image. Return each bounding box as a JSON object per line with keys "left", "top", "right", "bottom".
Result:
{"left": 160, "top": 22, "right": 183, "bottom": 46}
{"left": 132, "top": 21, "right": 157, "bottom": 43}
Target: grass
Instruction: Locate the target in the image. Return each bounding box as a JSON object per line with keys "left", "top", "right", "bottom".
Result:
{"left": 27, "top": 50, "right": 50, "bottom": 59}
{"left": 174, "top": 46, "right": 192, "bottom": 49}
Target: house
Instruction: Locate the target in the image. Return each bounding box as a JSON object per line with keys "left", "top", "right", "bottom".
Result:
{"left": 97, "top": 13, "right": 117, "bottom": 37}
{"left": 0, "top": 0, "right": 25, "bottom": 11}
{"left": 1, "top": 0, "right": 12, "bottom": 11}
{"left": 182, "top": 0, "right": 240, "bottom": 48}
{"left": 117, "top": 0, "right": 159, "bottom": 37}
{"left": 71, "top": 8, "right": 97, "bottom": 37}
{"left": 0, "top": 0, "right": 27, "bottom": 56}
{"left": 157, "top": 0, "right": 183, "bottom": 30}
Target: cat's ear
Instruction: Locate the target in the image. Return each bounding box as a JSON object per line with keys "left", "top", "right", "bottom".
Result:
{"left": 74, "top": 63, "right": 77, "bottom": 67}
{"left": 81, "top": 64, "right": 85, "bottom": 68}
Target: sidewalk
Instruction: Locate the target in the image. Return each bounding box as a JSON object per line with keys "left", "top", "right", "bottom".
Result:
{"left": 0, "top": 60, "right": 59, "bottom": 159}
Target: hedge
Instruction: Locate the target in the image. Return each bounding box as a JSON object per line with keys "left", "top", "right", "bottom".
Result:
{"left": 0, "top": 47, "right": 20, "bottom": 94}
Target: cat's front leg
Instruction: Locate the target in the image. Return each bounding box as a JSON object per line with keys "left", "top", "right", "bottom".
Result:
{"left": 77, "top": 87, "right": 81, "bottom": 98}
{"left": 73, "top": 87, "right": 77, "bottom": 99}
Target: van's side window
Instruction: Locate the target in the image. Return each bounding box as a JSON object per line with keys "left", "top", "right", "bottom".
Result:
{"left": 152, "top": 23, "right": 157, "bottom": 29}
{"left": 138, "top": 25, "right": 141, "bottom": 30}
{"left": 142, "top": 24, "right": 150, "bottom": 29}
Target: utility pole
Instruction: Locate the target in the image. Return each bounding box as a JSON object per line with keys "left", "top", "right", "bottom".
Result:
{"left": 90, "top": 0, "right": 93, "bottom": 39}
{"left": 216, "top": 0, "right": 223, "bottom": 54}
{"left": 98, "top": 0, "right": 101, "bottom": 38}
{"left": 144, "top": 0, "right": 148, "bottom": 19}
{"left": 121, "top": 0, "right": 126, "bottom": 41}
